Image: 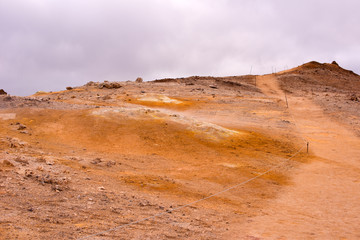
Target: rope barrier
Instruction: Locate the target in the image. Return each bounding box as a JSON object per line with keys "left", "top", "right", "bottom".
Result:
{"left": 78, "top": 76, "right": 309, "bottom": 239}
{"left": 78, "top": 145, "right": 305, "bottom": 240}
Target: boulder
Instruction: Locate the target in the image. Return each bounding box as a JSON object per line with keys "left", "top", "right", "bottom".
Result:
{"left": 331, "top": 61, "right": 339, "bottom": 66}
{"left": 99, "top": 82, "right": 122, "bottom": 89}
{"left": 136, "top": 77, "right": 143, "bottom": 83}
{"left": 0, "top": 89, "right": 7, "bottom": 95}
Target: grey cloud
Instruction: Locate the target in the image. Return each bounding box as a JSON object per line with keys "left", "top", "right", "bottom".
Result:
{"left": 0, "top": 0, "right": 359, "bottom": 96}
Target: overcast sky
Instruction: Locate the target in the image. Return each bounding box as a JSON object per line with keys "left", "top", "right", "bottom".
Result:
{"left": 0, "top": 0, "right": 359, "bottom": 96}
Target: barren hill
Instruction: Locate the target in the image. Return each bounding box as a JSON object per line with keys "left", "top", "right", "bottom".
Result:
{"left": 1, "top": 62, "right": 360, "bottom": 239}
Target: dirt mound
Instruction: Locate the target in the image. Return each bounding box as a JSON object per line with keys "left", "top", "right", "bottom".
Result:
{"left": 283, "top": 61, "right": 359, "bottom": 78}
{"left": 277, "top": 61, "right": 360, "bottom": 92}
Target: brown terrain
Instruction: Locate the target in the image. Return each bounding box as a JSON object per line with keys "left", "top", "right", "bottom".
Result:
{"left": 0, "top": 61, "right": 359, "bottom": 239}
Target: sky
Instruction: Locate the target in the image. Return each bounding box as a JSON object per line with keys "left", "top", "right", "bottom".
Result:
{"left": 0, "top": 0, "right": 359, "bottom": 96}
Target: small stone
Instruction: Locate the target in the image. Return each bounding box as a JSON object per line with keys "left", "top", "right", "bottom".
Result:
{"left": 45, "top": 159, "right": 54, "bottom": 165}
{"left": 25, "top": 169, "right": 33, "bottom": 177}
{"left": 91, "top": 158, "right": 102, "bottom": 164}
{"left": 106, "top": 161, "right": 116, "bottom": 167}
{"left": 17, "top": 124, "right": 27, "bottom": 130}
{"left": 52, "top": 185, "right": 62, "bottom": 192}
{"left": 14, "top": 157, "right": 29, "bottom": 166}
{"left": 66, "top": 87, "right": 73, "bottom": 90}
{"left": 135, "top": 77, "right": 143, "bottom": 83}
{"left": 98, "top": 186, "right": 105, "bottom": 191}
{"left": 2, "top": 160, "right": 14, "bottom": 167}
{"left": 37, "top": 166, "right": 44, "bottom": 171}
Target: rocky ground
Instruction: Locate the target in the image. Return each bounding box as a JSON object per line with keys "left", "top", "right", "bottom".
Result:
{"left": 1, "top": 61, "right": 359, "bottom": 239}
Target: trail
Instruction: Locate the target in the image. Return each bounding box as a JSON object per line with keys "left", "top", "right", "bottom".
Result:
{"left": 227, "top": 74, "right": 360, "bottom": 239}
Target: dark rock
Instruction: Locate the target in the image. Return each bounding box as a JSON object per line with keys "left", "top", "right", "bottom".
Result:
{"left": 350, "top": 94, "right": 359, "bottom": 102}
{"left": 99, "top": 82, "right": 122, "bottom": 89}
{"left": 85, "top": 81, "right": 96, "bottom": 86}
{"left": 91, "top": 158, "right": 102, "bottom": 164}
{"left": 17, "top": 124, "right": 27, "bottom": 130}
{"left": 136, "top": 77, "right": 143, "bottom": 83}
{"left": 331, "top": 61, "right": 339, "bottom": 66}
{"left": 106, "top": 161, "right": 116, "bottom": 167}
{"left": 0, "top": 89, "right": 7, "bottom": 95}
{"left": 66, "top": 86, "right": 73, "bottom": 90}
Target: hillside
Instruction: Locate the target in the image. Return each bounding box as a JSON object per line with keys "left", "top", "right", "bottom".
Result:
{"left": 1, "top": 62, "right": 360, "bottom": 239}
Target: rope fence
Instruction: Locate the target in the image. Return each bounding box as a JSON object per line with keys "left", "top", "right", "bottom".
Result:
{"left": 78, "top": 76, "right": 309, "bottom": 239}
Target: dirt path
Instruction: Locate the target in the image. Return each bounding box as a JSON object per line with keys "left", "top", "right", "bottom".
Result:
{"left": 226, "top": 75, "right": 360, "bottom": 239}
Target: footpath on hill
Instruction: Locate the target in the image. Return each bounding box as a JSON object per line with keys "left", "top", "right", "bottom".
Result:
{"left": 227, "top": 74, "right": 360, "bottom": 239}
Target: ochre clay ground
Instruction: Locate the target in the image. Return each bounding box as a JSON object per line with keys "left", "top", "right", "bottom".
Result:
{"left": 1, "top": 62, "right": 360, "bottom": 239}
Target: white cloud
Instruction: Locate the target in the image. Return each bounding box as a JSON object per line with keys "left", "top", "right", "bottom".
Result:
{"left": 0, "top": 0, "right": 359, "bottom": 95}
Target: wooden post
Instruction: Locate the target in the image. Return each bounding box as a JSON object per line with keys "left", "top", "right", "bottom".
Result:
{"left": 307, "top": 142, "right": 309, "bottom": 153}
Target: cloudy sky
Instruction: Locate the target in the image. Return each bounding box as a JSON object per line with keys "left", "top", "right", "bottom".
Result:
{"left": 0, "top": 0, "right": 359, "bottom": 96}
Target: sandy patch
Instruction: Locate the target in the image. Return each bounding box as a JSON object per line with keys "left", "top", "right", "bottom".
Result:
{"left": 0, "top": 113, "right": 16, "bottom": 120}
{"left": 138, "top": 95, "right": 183, "bottom": 104}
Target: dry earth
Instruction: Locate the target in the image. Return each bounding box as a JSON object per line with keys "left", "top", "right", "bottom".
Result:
{"left": 0, "top": 61, "right": 359, "bottom": 239}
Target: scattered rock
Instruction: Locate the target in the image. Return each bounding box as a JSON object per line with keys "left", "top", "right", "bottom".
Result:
{"left": 1, "top": 160, "right": 14, "bottom": 167}
{"left": 14, "top": 157, "right": 29, "bottom": 166}
{"left": 8, "top": 137, "right": 27, "bottom": 148}
{"left": 66, "top": 87, "right": 73, "bottom": 90}
{"left": 136, "top": 77, "right": 143, "bottom": 83}
{"left": 51, "top": 185, "right": 62, "bottom": 192}
{"left": 331, "top": 61, "right": 339, "bottom": 66}
{"left": 25, "top": 169, "right": 34, "bottom": 177}
{"left": 40, "top": 156, "right": 55, "bottom": 165}
{"left": 85, "top": 81, "right": 96, "bottom": 86}
{"left": 46, "top": 159, "right": 54, "bottom": 165}
{"left": 102, "top": 95, "right": 112, "bottom": 100}
{"left": 106, "top": 161, "right": 116, "bottom": 167}
{"left": 99, "top": 82, "right": 122, "bottom": 89}
{"left": 98, "top": 186, "right": 105, "bottom": 191}
{"left": 17, "top": 124, "right": 27, "bottom": 130}
{"left": 0, "top": 89, "right": 7, "bottom": 95}
{"left": 209, "top": 85, "right": 218, "bottom": 89}
{"left": 37, "top": 166, "right": 44, "bottom": 171}
{"left": 91, "top": 158, "right": 102, "bottom": 164}
{"left": 36, "top": 156, "right": 46, "bottom": 163}
{"left": 350, "top": 94, "right": 359, "bottom": 102}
